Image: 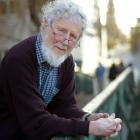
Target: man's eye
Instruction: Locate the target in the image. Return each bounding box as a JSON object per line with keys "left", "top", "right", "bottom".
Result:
{"left": 58, "top": 29, "right": 66, "bottom": 33}
{"left": 70, "top": 34, "right": 77, "bottom": 40}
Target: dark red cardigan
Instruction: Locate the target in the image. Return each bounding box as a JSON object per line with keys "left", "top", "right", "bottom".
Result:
{"left": 0, "top": 36, "right": 89, "bottom": 140}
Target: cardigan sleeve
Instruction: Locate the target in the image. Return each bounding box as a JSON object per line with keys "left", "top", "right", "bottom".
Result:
{"left": 2, "top": 47, "right": 89, "bottom": 140}
{"left": 47, "top": 56, "right": 88, "bottom": 119}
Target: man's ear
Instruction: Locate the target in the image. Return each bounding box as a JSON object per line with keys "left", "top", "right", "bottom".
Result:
{"left": 41, "top": 19, "right": 48, "bottom": 27}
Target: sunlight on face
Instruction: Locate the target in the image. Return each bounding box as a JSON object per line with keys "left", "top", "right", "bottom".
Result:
{"left": 41, "top": 18, "right": 82, "bottom": 67}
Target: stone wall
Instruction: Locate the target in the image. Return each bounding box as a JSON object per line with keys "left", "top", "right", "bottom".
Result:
{"left": 0, "top": 0, "right": 52, "bottom": 60}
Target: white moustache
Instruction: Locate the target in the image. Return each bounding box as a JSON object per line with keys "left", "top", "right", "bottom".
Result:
{"left": 55, "top": 43, "right": 68, "bottom": 50}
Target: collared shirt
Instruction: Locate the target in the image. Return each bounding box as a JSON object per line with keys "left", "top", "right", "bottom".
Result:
{"left": 35, "top": 34, "right": 59, "bottom": 106}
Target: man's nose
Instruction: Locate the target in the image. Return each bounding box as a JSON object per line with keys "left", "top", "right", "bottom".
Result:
{"left": 65, "top": 32, "right": 70, "bottom": 40}
{"left": 63, "top": 32, "right": 70, "bottom": 45}
{"left": 63, "top": 39, "right": 69, "bottom": 45}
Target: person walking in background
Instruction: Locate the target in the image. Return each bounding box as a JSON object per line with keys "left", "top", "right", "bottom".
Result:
{"left": 117, "top": 60, "right": 125, "bottom": 74}
{"left": 108, "top": 63, "right": 118, "bottom": 81}
{"left": 0, "top": 0, "right": 122, "bottom": 140}
{"left": 95, "top": 62, "right": 105, "bottom": 93}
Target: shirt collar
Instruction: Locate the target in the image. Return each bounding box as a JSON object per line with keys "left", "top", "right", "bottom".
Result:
{"left": 36, "top": 34, "right": 46, "bottom": 64}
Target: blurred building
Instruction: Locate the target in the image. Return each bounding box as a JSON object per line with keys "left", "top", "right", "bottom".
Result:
{"left": 130, "top": 18, "right": 140, "bottom": 83}
{"left": 130, "top": 18, "right": 140, "bottom": 52}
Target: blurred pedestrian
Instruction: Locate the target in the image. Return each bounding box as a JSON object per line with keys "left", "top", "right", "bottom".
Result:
{"left": 117, "top": 60, "right": 125, "bottom": 74}
{"left": 95, "top": 63, "right": 105, "bottom": 93}
{"left": 108, "top": 63, "right": 118, "bottom": 81}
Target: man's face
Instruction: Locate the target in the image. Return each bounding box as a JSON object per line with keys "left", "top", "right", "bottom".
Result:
{"left": 42, "top": 18, "right": 82, "bottom": 56}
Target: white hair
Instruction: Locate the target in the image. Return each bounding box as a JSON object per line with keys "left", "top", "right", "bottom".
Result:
{"left": 41, "top": 0, "right": 87, "bottom": 36}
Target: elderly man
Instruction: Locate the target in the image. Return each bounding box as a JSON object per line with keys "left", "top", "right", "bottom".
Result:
{"left": 0, "top": 0, "right": 122, "bottom": 140}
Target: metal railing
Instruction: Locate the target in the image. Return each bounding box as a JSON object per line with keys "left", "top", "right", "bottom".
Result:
{"left": 80, "top": 67, "right": 137, "bottom": 140}
{"left": 53, "top": 67, "right": 137, "bottom": 140}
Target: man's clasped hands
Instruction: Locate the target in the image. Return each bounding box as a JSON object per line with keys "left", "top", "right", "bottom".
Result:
{"left": 87, "top": 113, "right": 122, "bottom": 138}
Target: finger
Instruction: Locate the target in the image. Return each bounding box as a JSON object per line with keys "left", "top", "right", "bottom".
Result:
{"left": 115, "top": 118, "right": 122, "bottom": 124}
{"left": 109, "top": 113, "right": 115, "bottom": 119}
{"left": 88, "top": 113, "right": 98, "bottom": 121}
{"left": 102, "top": 113, "right": 109, "bottom": 118}
{"left": 97, "top": 113, "right": 109, "bottom": 118}
{"left": 116, "top": 124, "right": 122, "bottom": 131}
{"left": 97, "top": 113, "right": 105, "bottom": 118}
{"left": 105, "top": 136, "right": 109, "bottom": 140}
{"left": 110, "top": 131, "right": 118, "bottom": 137}
{"left": 89, "top": 113, "right": 107, "bottom": 121}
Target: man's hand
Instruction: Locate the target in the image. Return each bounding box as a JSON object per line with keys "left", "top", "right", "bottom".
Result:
{"left": 105, "top": 113, "right": 122, "bottom": 139}
{"left": 87, "top": 113, "right": 109, "bottom": 121}
{"left": 88, "top": 113, "right": 122, "bottom": 137}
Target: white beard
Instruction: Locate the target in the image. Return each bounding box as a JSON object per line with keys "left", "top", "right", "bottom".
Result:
{"left": 42, "top": 44, "right": 68, "bottom": 67}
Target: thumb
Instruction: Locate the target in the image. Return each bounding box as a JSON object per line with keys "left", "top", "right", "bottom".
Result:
{"left": 110, "top": 131, "right": 118, "bottom": 137}
{"left": 115, "top": 118, "right": 122, "bottom": 124}
{"left": 109, "top": 113, "right": 115, "bottom": 119}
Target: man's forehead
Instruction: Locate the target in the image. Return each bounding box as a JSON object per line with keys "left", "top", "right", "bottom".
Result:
{"left": 52, "top": 18, "right": 82, "bottom": 32}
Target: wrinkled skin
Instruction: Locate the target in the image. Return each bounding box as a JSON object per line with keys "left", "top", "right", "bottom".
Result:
{"left": 87, "top": 113, "right": 109, "bottom": 121}
{"left": 88, "top": 113, "right": 122, "bottom": 138}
